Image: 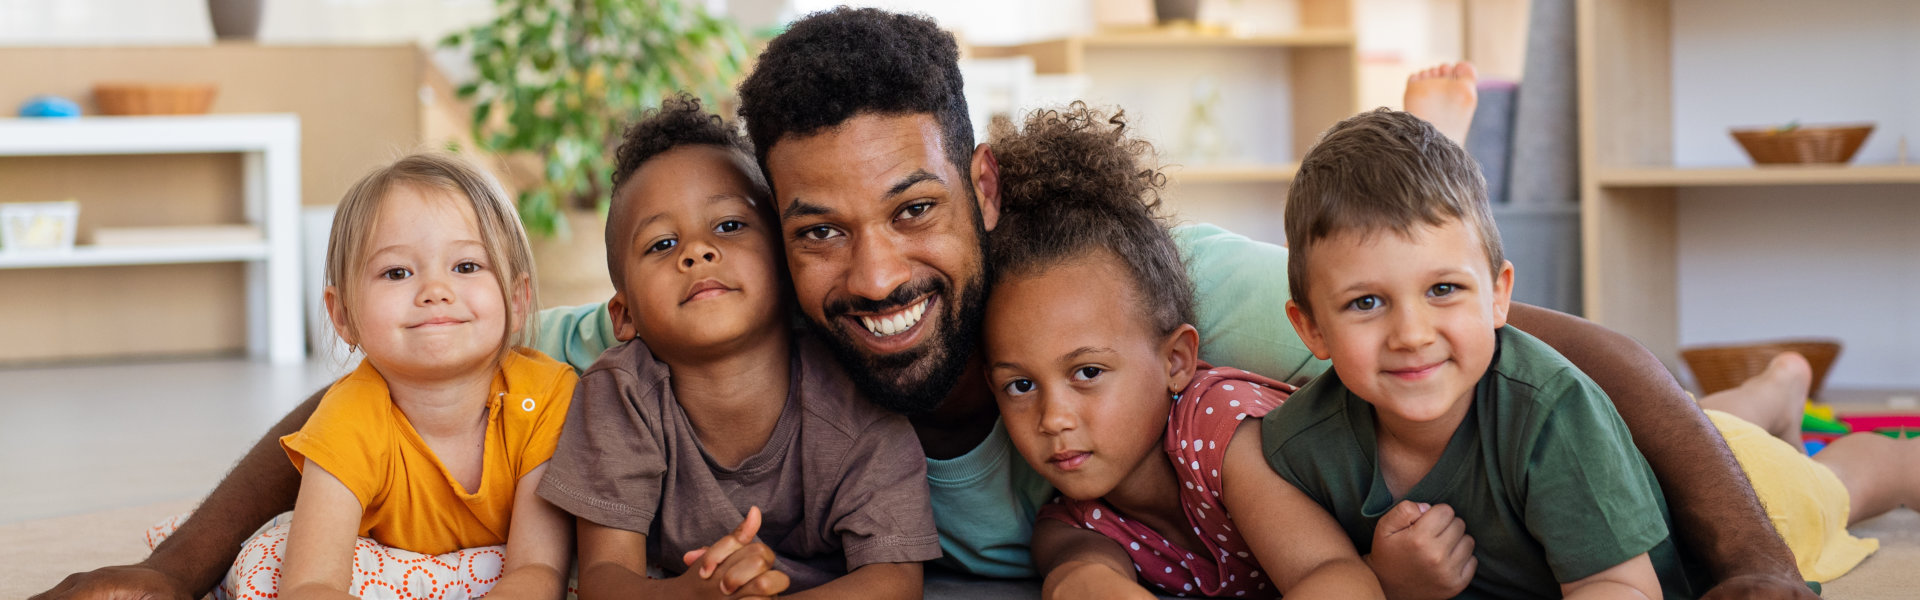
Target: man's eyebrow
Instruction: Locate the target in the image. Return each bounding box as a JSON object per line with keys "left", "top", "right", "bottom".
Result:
{"left": 886, "top": 169, "right": 944, "bottom": 197}
{"left": 782, "top": 197, "right": 832, "bottom": 221}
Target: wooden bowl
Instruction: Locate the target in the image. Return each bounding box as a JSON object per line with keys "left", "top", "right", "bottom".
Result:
{"left": 1680, "top": 339, "right": 1841, "bottom": 399}
{"left": 92, "top": 83, "right": 219, "bottom": 115}
{"left": 1730, "top": 123, "right": 1873, "bottom": 165}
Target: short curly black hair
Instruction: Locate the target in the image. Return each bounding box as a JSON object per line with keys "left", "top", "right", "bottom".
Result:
{"left": 736, "top": 7, "right": 974, "bottom": 185}
{"left": 605, "top": 94, "right": 765, "bottom": 288}
{"left": 987, "top": 103, "right": 1192, "bottom": 336}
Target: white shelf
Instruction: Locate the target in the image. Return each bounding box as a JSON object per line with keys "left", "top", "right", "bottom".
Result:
{"left": 0, "top": 114, "right": 305, "bottom": 364}
{"left": 0, "top": 243, "right": 269, "bottom": 269}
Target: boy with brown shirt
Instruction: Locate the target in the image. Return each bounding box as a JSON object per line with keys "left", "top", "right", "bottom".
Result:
{"left": 535, "top": 96, "right": 940, "bottom": 599}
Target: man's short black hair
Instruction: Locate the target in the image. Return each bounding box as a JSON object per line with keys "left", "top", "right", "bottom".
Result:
{"left": 736, "top": 7, "right": 974, "bottom": 182}
{"left": 605, "top": 93, "right": 763, "bottom": 288}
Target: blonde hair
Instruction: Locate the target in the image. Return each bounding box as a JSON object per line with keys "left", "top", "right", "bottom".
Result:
{"left": 325, "top": 153, "right": 538, "bottom": 358}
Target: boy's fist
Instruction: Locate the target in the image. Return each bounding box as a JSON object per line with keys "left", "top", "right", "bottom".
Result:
{"left": 678, "top": 506, "right": 791, "bottom": 599}
{"left": 1366, "top": 500, "right": 1476, "bottom": 600}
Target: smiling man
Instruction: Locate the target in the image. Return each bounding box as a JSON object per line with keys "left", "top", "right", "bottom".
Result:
{"left": 36, "top": 7, "right": 1814, "bottom": 600}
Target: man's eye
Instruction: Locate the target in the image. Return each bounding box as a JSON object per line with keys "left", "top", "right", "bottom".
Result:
{"left": 647, "top": 238, "right": 676, "bottom": 254}
{"left": 799, "top": 226, "right": 840, "bottom": 241}
{"left": 898, "top": 202, "right": 933, "bottom": 220}
{"left": 453, "top": 261, "right": 482, "bottom": 274}
{"left": 381, "top": 267, "right": 412, "bottom": 281}
{"left": 1004, "top": 379, "right": 1035, "bottom": 395}
{"left": 716, "top": 220, "right": 746, "bottom": 234}
{"left": 1430, "top": 283, "right": 1458, "bottom": 297}
{"left": 1347, "top": 295, "right": 1380, "bottom": 311}
{"left": 1072, "top": 366, "right": 1104, "bottom": 381}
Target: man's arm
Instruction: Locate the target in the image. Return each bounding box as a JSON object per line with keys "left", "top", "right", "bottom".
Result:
{"left": 1506, "top": 303, "right": 1810, "bottom": 598}
{"left": 32, "top": 388, "right": 323, "bottom": 600}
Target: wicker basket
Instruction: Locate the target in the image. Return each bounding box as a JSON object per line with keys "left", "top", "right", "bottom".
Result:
{"left": 1680, "top": 339, "right": 1842, "bottom": 399}
{"left": 92, "top": 83, "right": 218, "bottom": 115}
{"left": 1730, "top": 123, "right": 1873, "bottom": 165}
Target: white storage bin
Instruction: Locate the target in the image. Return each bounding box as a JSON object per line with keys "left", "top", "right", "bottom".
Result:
{"left": 0, "top": 201, "right": 79, "bottom": 253}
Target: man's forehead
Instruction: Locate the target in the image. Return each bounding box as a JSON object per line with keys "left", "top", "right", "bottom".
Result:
{"left": 766, "top": 113, "right": 961, "bottom": 211}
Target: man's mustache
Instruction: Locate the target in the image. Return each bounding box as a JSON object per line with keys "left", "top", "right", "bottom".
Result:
{"left": 824, "top": 277, "right": 946, "bottom": 317}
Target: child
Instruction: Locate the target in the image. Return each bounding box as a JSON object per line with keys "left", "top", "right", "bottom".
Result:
{"left": 279, "top": 154, "right": 577, "bottom": 599}
{"left": 981, "top": 104, "right": 1383, "bottom": 598}
{"left": 1267, "top": 108, "right": 1705, "bottom": 599}
{"left": 534, "top": 95, "right": 941, "bottom": 599}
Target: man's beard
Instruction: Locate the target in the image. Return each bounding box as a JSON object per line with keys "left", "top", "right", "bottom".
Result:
{"left": 808, "top": 270, "right": 987, "bottom": 416}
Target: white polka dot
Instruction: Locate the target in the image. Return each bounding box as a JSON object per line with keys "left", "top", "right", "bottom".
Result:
{"left": 1193, "top": 527, "right": 1202, "bottom": 535}
{"left": 1206, "top": 407, "right": 1214, "bottom": 414}
{"left": 1117, "top": 515, "right": 1125, "bottom": 523}
{"left": 1166, "top": 567, "right": 1174, "bottom": 573}
{"left": 1186, "top": 553, "right": 1194, "bottom": 560}
{"left": 1229, "top": 400, "right": 1241, "bottom": 407}
{"left": 1191, "top": 460, "right": 1201, "bottom": 470}
{"left": 1252, "top": 570, "right": 1262, "bottom": 578}
{"left": 1183, "top": 584, "right": 1192, "bottom": 592}
{"left": 1259, "top": 583, "right": 1266, "bottom": 590}
{"left": 1236, "top": 413, "right": 1248, "bottom": 420}
{"left": 1236, "top": 552, "right": 1249, "bottom": 558}
{"left": 1180, "top": 439, "right": 1188, "bottom": 449}
{"left": 1131, "top": 542, "right": 1141, "bottom": 550}
{"left": 1180, "top": 561, "right": 1187, "bottom": 568}
{"left": 1194, "top": 438, "right": 1204, "bottom": 448}
{"left": 1230, "top": 574, "right": 1236, "bottom": 581}
{"left": 1237, "top": 592, "right": 1245, "bottom": 597}
{"left": 1185, "top": 481, "right": 1194, "bottom": 489}
{"left": 1135, "top": 564, "right": 1142, "bottom": 571}
{"left": 1223, "top": 384, "right": 1235, "bottom": 391}
{"left": 1201, "top": 502, "right": 1211, "bottom": 509}
{"left": 1085, "top": 522, "right": 1093, "bottom": 528}
{"left": 1198, "top": 485, "right": 1206, "bottom": 493}
{"left": 1209, "top": 440, "right": 1216, "bottom": 450}
{"left": 1211, "top": 469, "right": 1219, "bottom": 477}
{"left": 1216, "top": 534, "right": 1228, "bottom": 541}
{"left": 1197, "top": 509, "right": 1205, "bottom": 519}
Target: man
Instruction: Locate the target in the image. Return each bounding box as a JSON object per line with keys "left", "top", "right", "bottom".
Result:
{"left": 37, "top": 8, "right": 1812, "bottom": 600}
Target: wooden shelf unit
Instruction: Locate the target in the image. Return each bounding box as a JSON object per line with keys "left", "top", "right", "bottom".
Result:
{"left": 1576, "top": 0, "right": 1920, "bottom": 367}
{"left": 973, "top": 0, "right": 1359, "bottom": 192}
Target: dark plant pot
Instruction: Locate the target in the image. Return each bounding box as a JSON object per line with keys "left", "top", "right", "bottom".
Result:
{"left": 208, "top": 0, "right": 262, "bottom": 40}
{"left": 1154, "top": 0, "right": 1200, "bottom": 24}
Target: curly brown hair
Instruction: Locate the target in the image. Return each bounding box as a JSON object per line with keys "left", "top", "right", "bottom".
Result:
{"left": 987, "top": 102, "right": 1193, "bottom": 336}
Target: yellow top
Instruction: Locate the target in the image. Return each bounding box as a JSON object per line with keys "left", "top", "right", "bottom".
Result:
{"left": 281, "top": 347, "right": 577, "bottom": 555}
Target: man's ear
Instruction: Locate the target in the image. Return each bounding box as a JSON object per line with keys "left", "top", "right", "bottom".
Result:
{"left": 607, "top": 292, "right": 638, "bottom": 342}
{"left": 1490, "top": 259, "right": 1515, "bottom": 328}
{"left": 970, "top": 143, "right": 1001, "bottom": 232}
{"left": 1163, "top": 323, "right": 1201, "bottom": 395}
{"left": 1285, "top": 300, "right": 1333, "bottom": 360}
{"left": 323, "top": 285, "right": 357, "bottom": 347}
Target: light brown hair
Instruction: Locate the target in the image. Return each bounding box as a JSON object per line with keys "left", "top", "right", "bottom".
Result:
{"left": 1285, "top": 108, "right": 1501, "bottom": 315}
{"left": 325, "top": 153, "right": 538, "bottom": 357}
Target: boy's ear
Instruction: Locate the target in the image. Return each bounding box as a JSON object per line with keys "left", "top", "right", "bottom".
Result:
{"left": 1285, "top": 300, "right": 1333, "bottom": 360}
{"left": 1490, "top": 259, "right": 1515, "bottom": 328}
{"left": 323, "top": 285, "right": 357, "bottom": 347}
{"left": 606, "top": 292, "right": 638, "bottom": 342}
{"left": 1162, "top": 323, "right": 1201, "bottom": 395}
{"left": 970, "top": 143, "right": 1001, "bottom": 233}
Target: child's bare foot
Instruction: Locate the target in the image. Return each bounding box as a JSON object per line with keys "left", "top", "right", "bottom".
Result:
{"left": 1701, "top": 351, "right": 1814, "bottom": 452}
{"left": 1404, "top": 62, "right": 1479, "bottom": 145}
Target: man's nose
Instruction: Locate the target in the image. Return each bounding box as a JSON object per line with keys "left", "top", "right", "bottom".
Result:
{"left": 846, "top": 230, "right": 913, "bottom": 302}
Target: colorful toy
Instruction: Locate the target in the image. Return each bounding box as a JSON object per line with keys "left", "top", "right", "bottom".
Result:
{"left": 18, "top": 95, "right": 81, "bottom": 118}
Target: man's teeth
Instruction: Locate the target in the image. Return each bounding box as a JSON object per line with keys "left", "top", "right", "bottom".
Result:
{"left": 859, "top": 300, "right": 928, "bottom": 337}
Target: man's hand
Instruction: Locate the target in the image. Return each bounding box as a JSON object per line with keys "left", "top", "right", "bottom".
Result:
{"left": 1699, "top": 573, "right": 1818, "bottom": 600}
{"left": 28, "top": 564, "right": 193, "bottom": 600}
{"left": 1365, "top": 501, "right": 1476, "bottom": 600}
{"left": 1042, "top": 560, "right": 1158, "bottom": 600}
{"left": 676, "top": 506, "right": 789, "bottom": 599}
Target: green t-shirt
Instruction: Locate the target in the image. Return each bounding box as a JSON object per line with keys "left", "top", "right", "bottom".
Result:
{"left": 532, "top": 222, "right": 1323, "bottom": 578}
{"left": 1261, "top": 326, "right": 1706, "bottom": 599}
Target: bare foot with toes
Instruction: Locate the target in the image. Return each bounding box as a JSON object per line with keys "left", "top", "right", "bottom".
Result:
{"left": 1404, "top": 61, "right": 1479, "bottom": 145}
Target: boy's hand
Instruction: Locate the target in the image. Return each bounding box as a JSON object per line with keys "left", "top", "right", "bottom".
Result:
{"left": 1366, "top": 501, "right": 1476, "bottom": 600}
{"left": 676, "top": 506, "right": 790, "bottom": 599}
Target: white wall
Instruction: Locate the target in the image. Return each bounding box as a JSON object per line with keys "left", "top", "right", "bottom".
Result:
{"left": 1671, "top": 0, "right": 1920, "bottom": 389}
{"left": 0, "top": 0, "right": 497, "bottom": 46}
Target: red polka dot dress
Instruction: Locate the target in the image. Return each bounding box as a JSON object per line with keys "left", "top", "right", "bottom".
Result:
{"left": 1039, "top": 364, "right": 1294, "bottom": 598}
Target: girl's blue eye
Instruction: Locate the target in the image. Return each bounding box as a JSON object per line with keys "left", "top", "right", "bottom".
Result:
{"left": 1430, "top": 283, "right": 1457, "bottom": 296}
{"left": 648, "top": 238, "right": 676, "bottom": 254}
{"left": 1348, "top": 295, "right": 1380, "bottom": 311}
{"left": 453, "top": 261, "right": 482, "bottom": 274}
{"left": 1005, "top": 378, "right": 1035, "bottom": 395}
{"left": 1073, "top": 366, "right": 1104, "bottom": 381}
{"left": 716, "top": 220, "right": 746, "bottom": 234}
{"left": 381, "top": 267, "right": 412, "bottom": 281}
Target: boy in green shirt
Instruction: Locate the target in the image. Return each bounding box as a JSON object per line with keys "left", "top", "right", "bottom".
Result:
{"left": 1262, "top": 109, "right": 1707, "bottom": 599}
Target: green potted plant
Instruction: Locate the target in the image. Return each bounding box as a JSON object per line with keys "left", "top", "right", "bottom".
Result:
{"left": 441, "top": 0, "right": 753, "bottom": 240}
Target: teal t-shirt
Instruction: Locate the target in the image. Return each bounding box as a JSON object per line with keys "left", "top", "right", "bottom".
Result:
{"left": 1262, "top": 326, "right": 1707, "bottom": 599}
{"left": 531, "top": 222, "right": 1320, "bottom": 578}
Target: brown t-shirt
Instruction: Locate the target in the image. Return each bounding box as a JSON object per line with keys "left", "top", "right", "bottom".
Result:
{"left": 537, "top": 334, "right": 940, "bottom": 590}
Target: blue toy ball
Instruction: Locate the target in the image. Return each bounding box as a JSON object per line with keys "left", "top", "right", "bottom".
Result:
{"left": 1804, "top": 439, "right": 1826, "bottom": 456}
{"left": 19, "top": 95, "right": 81, "bottom": 118}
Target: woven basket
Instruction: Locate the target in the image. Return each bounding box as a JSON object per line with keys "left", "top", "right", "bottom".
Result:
{"left": 1680, "top": 339, "right": 1842, "bottom": 399}
{"left": 1730, "top": 124, "right": 1873, "bottom": 165}
{"left": 92, "top": 83, "right": 218, "bottom": 115}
